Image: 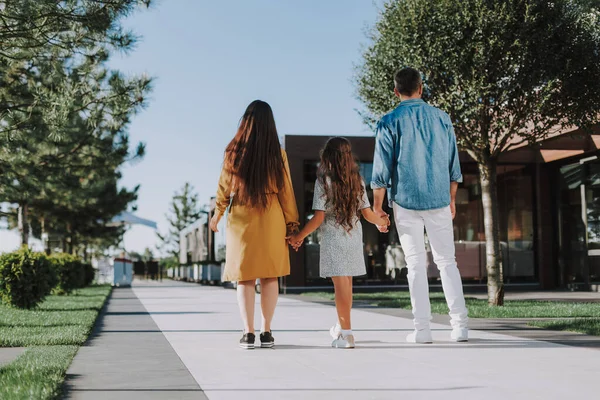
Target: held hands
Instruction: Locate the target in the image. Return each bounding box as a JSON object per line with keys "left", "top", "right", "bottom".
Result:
{"left": 286, "top": 233, "right": 304, "bottom": 252}
{"left": 374, "top": 207, "right": 391, "bottom": 233}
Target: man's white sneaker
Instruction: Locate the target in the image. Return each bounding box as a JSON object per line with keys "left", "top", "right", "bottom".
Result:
{"left": 332, "top": 333, "right": 355, "bottom": 349}
{"left": 406, "top": 329, "right": 433, "bottom": 344}
{"left": 329, "top": 323, "right": 341, "bottom": 339}
{"left": 450, "top": 328, "right": 468, "bottom": 342}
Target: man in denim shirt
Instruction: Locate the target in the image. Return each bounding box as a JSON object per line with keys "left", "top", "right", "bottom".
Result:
{"left": 371, "top": 67, "right": 469, "bottom": 343}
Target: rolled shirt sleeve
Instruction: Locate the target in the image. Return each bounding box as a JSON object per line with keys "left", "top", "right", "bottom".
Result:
{"left": 370, "top": 120, "right": 395, "bottom": 190}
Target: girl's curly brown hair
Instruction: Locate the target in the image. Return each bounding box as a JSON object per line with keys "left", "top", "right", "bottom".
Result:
{"left": 317, "top": 137, "right": 365, "bottom": 231}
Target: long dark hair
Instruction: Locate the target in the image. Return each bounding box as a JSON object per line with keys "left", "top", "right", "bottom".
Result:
{"left": 317, "top": 137, "right": 364, "bottom": 231}
{"left": 224, "top": 100, "right": 285, "bottom": 210}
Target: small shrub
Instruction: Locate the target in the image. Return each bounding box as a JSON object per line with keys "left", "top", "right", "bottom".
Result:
{"left": 82, "top": 262, "right": 95, "bottom": 287}
{"left": 0, "top": 247, "right": 57, "bottom": 309}
{"left": 49, "top": 254, "right": 85, "bottom": 295}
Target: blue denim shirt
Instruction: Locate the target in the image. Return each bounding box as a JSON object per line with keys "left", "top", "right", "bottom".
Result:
{"left": 370, "top": 98, "right": 462, "bottom": 211}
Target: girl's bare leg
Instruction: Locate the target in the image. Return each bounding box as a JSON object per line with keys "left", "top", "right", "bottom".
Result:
{"left": 331, "top": 276, "right": 353, "bottom": 330}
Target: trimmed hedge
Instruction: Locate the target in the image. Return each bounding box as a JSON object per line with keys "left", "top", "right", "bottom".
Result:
{"left": 49, "top": 254, "right": 85, "bottom": 295}
{"left": 0, "top": 249, "right": 97, "bottom": 308}
{"left": 0, "top": 248, "right": 57, "bottom": 309}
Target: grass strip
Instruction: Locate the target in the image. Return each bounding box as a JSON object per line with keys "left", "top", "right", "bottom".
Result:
{"left": 302, "top": 292, "right": 600, "bottom": 318}
{"left": 0, "top": 346, "right": 78, "bottom": 400}
{"left": 0, "top": 285, "right": 111, "bottom": 399}
{"left": 528, "top": 318, "right": 600, "bottom": 336}
{"left": 0, "top": 285, "right": 111, "bottom": 347}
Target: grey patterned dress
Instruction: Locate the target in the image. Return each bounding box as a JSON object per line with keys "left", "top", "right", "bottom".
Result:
{"left": 313, "top": 178, "right": 369, "bottom": 278}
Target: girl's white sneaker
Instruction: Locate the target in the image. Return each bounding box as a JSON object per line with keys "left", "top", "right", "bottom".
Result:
{"left": 329, "top": 323, "right": 341, "bottom": 339}
{"left": 332, "top": 333, "right": 355, "bottom": 349}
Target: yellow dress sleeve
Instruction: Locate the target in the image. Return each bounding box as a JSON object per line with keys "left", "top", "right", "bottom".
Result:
{"left": 278, "top": 150, "right": 300, "bottom": 234}
{"left": 215, "top": 165, "right": 232, "bottom": 216}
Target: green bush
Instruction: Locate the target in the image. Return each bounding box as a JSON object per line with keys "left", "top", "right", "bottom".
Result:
{"left": 49, "top": 254, "right": 85, "bottom": 295}
{"left": 0, "top": 248, "right": 57, "bottom": 309}
{"left": 82, "top": 262, "right": 95, "bottom": 287}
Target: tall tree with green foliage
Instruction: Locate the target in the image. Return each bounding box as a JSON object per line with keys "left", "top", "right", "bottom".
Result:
{"left": 356, "top": 0, "right": 600, "bottom": 305}
{"left": 0, "top": 54, "right": 149, "bottom": 249}
{"left": 157, "top": 183, "right": 203, "bottom": 260}
{"left": 0, "top": 0, "right": 152, "bottom": 139}
{"left": 0, "top": 0, "right": 151, "bottom": 55}
{"left": 0, "top": 0, "right": 152, "bottom": 253}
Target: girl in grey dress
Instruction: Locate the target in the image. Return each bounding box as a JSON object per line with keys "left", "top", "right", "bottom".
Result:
{"left": 289, "top": 137, "right": 389, "bottom": 348}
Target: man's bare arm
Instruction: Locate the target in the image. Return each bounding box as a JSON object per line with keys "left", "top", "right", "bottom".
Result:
{"left": 373, "top": 187, "right": 387, "bottom": 216}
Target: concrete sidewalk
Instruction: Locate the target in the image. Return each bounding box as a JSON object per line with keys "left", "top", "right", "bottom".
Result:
{"left": 124, "top": 280, "right": 598, "bottom": 400}
{"left": 63, "top": 285, "right": 206, "bottom": 399}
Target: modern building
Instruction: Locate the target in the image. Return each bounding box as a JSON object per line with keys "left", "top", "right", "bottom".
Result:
{"left": 284, "top": 127, "right": 600, "bottom": 292}
{"left": 175, "top": 203, "right": 226, "bottom": 283}
{"left": 179, "top": 216, "right": 209, "bottom": 266}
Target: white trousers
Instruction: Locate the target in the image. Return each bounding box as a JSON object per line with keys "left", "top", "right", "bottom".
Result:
{"left": 393, "top": 203, "right": 469, "bottom": 330}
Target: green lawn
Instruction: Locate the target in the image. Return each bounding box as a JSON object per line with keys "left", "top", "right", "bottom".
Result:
{"left": 528, "top": 318, "right": 600, "bottom": 336}
{"left": 0, "top": 285, "right": 111, "bottom": 400}
{"left": 303, "top": 291, "right": 600, "bottom": 318}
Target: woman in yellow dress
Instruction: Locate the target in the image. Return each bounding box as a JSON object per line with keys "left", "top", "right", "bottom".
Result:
{"left": 209, "top": 100, "right": 299, "bottom": 349}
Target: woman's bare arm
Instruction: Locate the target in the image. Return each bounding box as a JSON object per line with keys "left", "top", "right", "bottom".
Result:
{"left": 287, "top": 211, "right": 325, "bottom": 249}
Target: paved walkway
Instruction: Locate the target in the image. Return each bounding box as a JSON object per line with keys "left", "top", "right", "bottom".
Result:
{"left": 65, "top": 280, "right": 600, "bottom": 399}
{"left": 63, "top": 286, "right": 206, "bottom": 399}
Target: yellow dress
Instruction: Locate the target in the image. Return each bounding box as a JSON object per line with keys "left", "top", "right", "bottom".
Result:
{"left": 215, "top": 149, "right": 299, "bottom": 282}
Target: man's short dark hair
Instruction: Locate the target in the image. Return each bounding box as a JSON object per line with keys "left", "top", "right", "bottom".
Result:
{"left": 394, "top": 67, "right": 422, "bottom": 96}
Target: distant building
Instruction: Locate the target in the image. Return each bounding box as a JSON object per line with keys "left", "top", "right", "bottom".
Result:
{"left": 178, "top": 199, "right": 226, "bottom": 282}
{"left": 179, "top": 216, "right": 209, "bottom": 265}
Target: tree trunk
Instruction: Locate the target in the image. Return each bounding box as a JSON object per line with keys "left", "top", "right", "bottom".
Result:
{"left": 18, "top": 203, "right": 29, "bottom": 248}
{"left": 478, "top": 159, "right": 505, "bottom": 306}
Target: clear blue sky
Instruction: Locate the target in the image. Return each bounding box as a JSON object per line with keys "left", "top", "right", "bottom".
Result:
{"left": 0, "top": 0, "right": 382, "bottom": 254}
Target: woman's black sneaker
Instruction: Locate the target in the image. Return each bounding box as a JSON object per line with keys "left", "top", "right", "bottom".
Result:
{"left": 260, "top": 331, "right": 275, "bottom": 348}
{"left": 239, "top": 333, "right": 255, "bottom": 349}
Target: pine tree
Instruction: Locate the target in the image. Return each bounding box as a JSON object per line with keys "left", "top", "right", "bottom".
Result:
{"left": 0, "top": 52, "right": 150, "bottom": 249}
{"left": 0, "top": 0, "right": 152, "bottom": 139}
{"left": 157, "top": 183, "right": 203, "bottom": 260}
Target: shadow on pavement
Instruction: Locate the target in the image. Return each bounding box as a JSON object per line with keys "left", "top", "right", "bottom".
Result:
{"left": 202, "top": 386, "right": 482, "bottom": 392}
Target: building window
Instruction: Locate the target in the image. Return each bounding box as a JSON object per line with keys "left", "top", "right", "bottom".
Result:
{"left": 498, "top": 166, "right": 536, "bottom": 281}
{"left": 559, "top": 159, "right": 600, "bottom": 286}
{"left": 452, "top": 165, "right": 536, "bottom": 283}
